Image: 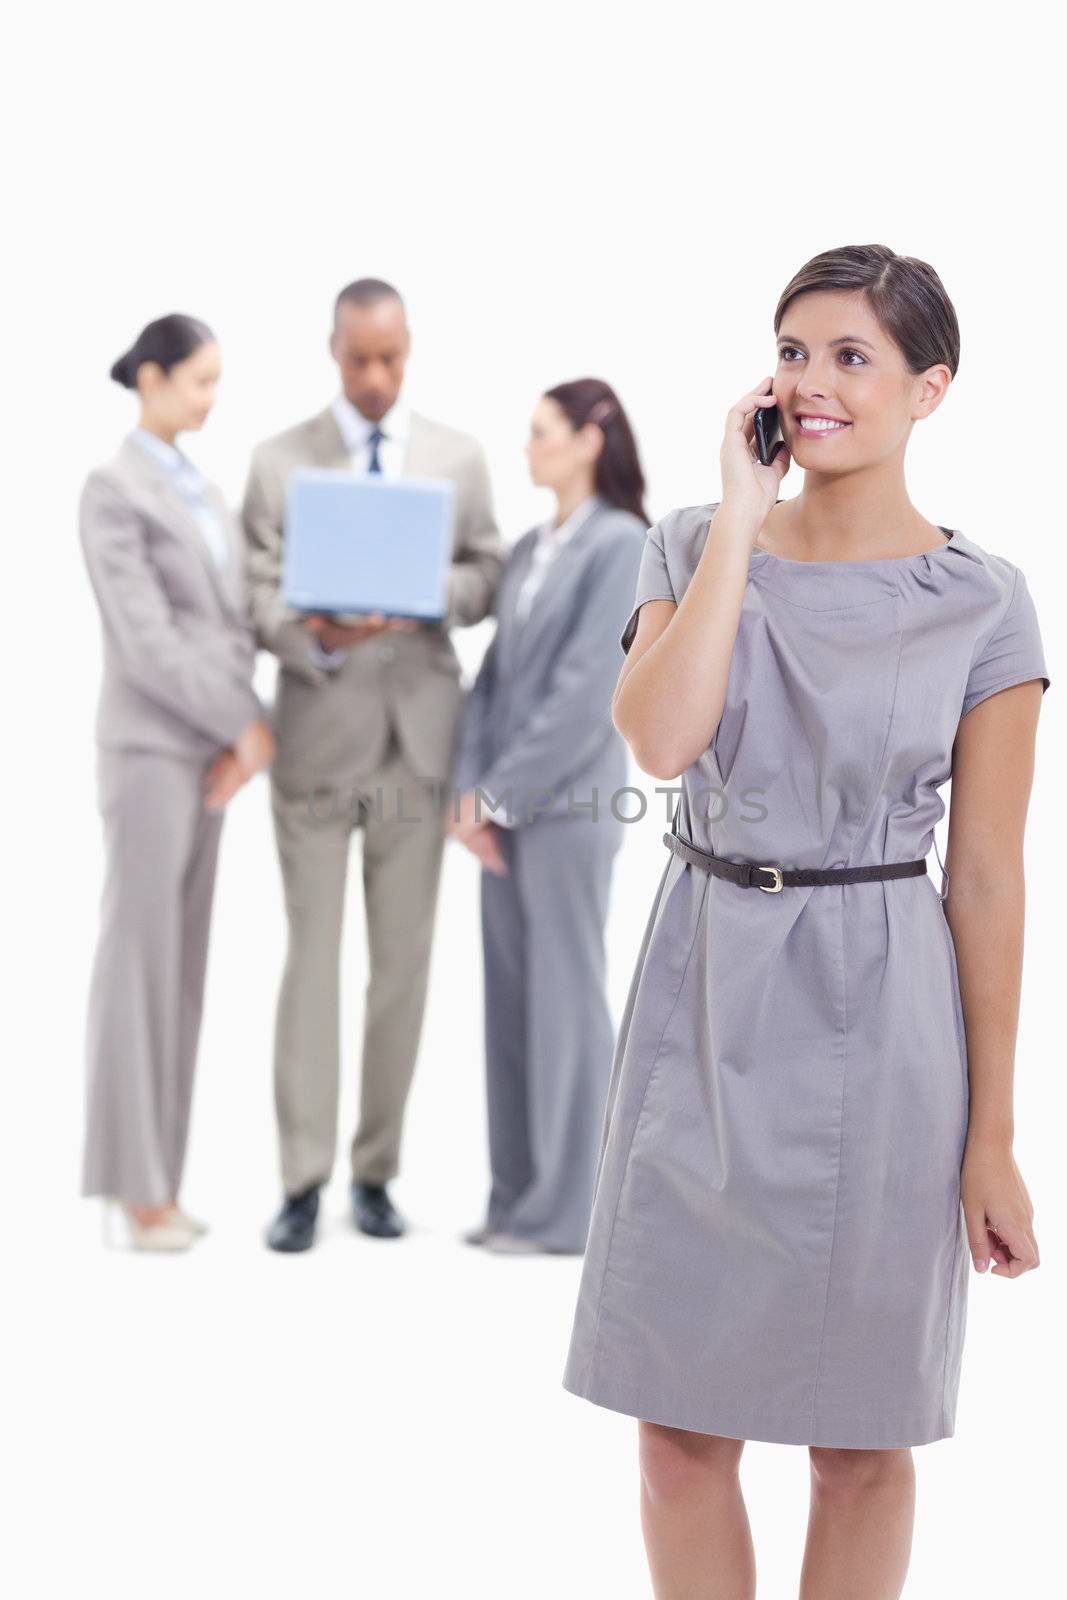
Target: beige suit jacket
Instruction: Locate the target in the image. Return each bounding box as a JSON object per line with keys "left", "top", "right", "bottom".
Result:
{"left": 80, "top": 435, "right": 265, "bottom": 758}
{"left": 242, "top": 405, "right": 503, "bottom": 788}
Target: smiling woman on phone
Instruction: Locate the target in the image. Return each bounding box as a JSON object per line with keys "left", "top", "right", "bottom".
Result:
{"left": 561, "top": 244, "right": 1051, "bottom": 1598}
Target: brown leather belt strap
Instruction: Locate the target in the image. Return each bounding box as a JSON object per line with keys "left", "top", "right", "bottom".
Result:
{"left": 663, "top": 831, "right": 928, "bottom": 893}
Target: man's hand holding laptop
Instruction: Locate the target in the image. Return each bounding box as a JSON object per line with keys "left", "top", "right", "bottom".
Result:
{"left": 305, "top": 612, "right": 421, "bottom": 652}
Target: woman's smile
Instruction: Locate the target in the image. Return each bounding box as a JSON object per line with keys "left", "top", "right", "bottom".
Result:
{"left": 795, "top": 413, "right": 852, "bottom": 436}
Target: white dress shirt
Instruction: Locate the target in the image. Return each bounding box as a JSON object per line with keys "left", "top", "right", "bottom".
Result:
{"left": 129, "top": 427, "right": 230, "bottom": 570}
{"left": 330, "top": 392, "right": 410, "bottom": 477}
{"left": 512, "top": 495, "right": 602, "bottom": 626}
{"left": 310, "top": 394, "right": 413, "bottom": 671}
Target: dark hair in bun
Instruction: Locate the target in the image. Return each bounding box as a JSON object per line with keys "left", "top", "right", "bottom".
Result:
{"left": 110, "top": 313, "right": 215, "bottom": 389}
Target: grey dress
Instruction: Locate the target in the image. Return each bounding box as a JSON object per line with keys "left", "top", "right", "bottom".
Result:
{"left": 562, "top": 501, "right": 1051, "bottom": 1448}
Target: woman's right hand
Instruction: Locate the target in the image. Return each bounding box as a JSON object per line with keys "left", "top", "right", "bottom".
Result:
{"left": 234, "top": 719, "right": 276, "bottom": 779}
{"left": 203, "top": 721, "right": 274, "bottom": 813}
{"left": 204, "top": 751, "right": 244, "bottom": 813}
{"left": 719, "top": 377, "right": 791, "bottom": 527}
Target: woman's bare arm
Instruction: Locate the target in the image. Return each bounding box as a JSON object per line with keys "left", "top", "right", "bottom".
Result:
{"left": 612, "top": 504, "right": 757, "bottom": 779}
{"left": 947, "top": 679, "right": 1043, "bottom": 1138}
{"left": 946, "top": 677, "right": 1044, "bottom": 1275}
{"left": 612, "top": 382, "right": 791, "bottom": 779}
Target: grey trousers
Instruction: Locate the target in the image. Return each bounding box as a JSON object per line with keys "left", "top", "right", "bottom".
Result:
{"left": 82, "top": 747, "right": 223, "bottom": 1206}
{"left": 270, "top": 727, "right": 448, "bottom": 1195}
{"left": 479, "top": 811, "right": 624, "bottom": 1251}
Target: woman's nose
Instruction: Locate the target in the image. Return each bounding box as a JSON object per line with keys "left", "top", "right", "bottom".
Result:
{"left": 796, "top": 384, "right": 832, "bottom": 403}
{"left": 796, "top": 365, "right": 836, "bottom": 397}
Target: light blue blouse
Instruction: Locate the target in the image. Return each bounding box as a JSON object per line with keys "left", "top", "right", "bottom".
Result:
{"left": 129, "top": 427, "right": 230, "bottom": 570}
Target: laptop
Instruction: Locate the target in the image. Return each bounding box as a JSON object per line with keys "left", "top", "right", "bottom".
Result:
{"left": 282, "top": 469, "right": 455, "bottom": 620}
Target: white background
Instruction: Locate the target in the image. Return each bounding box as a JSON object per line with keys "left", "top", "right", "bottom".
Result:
{"left": 4, "top": 3, "right": 1063, "bottom": 1596}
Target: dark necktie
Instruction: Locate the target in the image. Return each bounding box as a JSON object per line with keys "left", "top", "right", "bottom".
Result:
{"left": 367, "top": 426, "right": 385, "bottom": 474}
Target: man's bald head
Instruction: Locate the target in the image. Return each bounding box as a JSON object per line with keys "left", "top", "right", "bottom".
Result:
{"left": 330, "top": 278, "right": 410, "bottom": 421}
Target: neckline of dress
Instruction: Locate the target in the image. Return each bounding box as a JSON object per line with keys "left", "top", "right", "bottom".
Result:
{"left": 749, "top": 525, "right": 960, "bottom": 569}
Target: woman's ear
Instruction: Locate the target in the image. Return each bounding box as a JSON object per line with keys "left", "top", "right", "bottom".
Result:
{"left": 913, "top": 363, "right": 951, "bottom": 421}
{"left": 136, "top": 359, "right": 165, "bottom": 398}
{"left": 579, "top": 422, "right": 606, "bottom": 464}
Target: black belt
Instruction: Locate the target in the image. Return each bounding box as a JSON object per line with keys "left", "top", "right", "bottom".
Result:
{"left": 663, "top": 831, "right": 928, "bottom": 893}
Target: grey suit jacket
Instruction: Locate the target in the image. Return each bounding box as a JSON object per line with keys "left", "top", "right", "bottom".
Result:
{"left": 80, "top": 436, "right": 265, "bottom": 758}
{"left": 242, "top": 405, "right": 504, "bottom": 788}
{"left": 452, "top": 500, "right": 646, "bottom": 826}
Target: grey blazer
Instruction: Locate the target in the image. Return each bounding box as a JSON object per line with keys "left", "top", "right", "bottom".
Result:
{"left": 242, "top": 405, "right": 504, "bottom": 788}
{"left": 452, "top": 500, "right": 646, "bottom": 825}
{"left": 79, "top": 435, "right": 265, "bottom": 758}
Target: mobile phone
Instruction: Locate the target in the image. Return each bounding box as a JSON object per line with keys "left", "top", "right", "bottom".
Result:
{"left": 754, "top": 401, "right": 782, "bottom": 466}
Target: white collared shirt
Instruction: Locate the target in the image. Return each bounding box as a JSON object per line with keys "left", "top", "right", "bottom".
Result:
{"left": 129, "top": 427, "right": 230, "bottom": 570}
{"left": 512, "top": 494, "right": 602, "bottom": 626}
{"left": 330, "top": 392, "right": 410, "bottom": 477}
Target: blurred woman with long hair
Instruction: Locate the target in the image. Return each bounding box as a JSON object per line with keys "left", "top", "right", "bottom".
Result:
{"left": 449, "top": 378, "right": 649, "bottom": 1255}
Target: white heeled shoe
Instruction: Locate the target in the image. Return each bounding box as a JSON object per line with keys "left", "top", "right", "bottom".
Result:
{"left": 167, "top": 1204, "right": 208, "bottom": 1237}
{"left": 103, "top": 1200, "right": 194, "bottom": 1252}
{"left": 484, "top": 1230, "right": 584, "bottom": 1257}
{"left": 483, "top": 1231, "right": 546, "bottom": 1254}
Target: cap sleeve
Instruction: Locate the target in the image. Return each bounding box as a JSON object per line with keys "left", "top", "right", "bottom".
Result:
{"left": 620, "top": 520, "right": 676, "bottom": 654}
{"left": 961, "top": 566, "right": 1051, "bottom": 718}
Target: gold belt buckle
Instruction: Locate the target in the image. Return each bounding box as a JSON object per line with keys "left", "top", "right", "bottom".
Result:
{"left": 756, "top": 864, "right": 784, "bottom": 893}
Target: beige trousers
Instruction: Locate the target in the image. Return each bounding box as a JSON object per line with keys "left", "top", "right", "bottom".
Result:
{"left": 270, "top": 727, "right": 448, "bottom": 1195}
{"left": 82, "top": 748, "right": 223, "bottom": 1206}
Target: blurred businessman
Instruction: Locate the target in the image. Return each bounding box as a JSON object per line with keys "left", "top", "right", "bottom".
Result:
{"left": 243, "top": 278, "right": 503, "bottom": 1251}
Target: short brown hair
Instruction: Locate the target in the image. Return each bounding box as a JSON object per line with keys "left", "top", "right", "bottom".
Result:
{"left": 774, "top": 245, "right": 960, "bottom": 378}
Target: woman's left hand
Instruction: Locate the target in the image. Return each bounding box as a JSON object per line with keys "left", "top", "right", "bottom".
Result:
{"left": 204, "top": 750, "right": 246, "bottom": 813}
{"left": 465, "top": 826, "right": 508, "bottom": 876}
{"left": 445, "top": 790, "right": 509, "bottom": 874}
{"left": 447, "top": 789, "right": 489, "bottom": 842}
{"left": 960, "top": 1138, "right": 1040, "bottom": 1277}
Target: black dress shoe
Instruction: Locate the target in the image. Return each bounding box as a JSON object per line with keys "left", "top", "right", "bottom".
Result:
{"left": 351, "top": 1181, "right": 406, "bottom": 1238}
{"left": 266, "top": 1186, "right": 320, "bottom": 1252}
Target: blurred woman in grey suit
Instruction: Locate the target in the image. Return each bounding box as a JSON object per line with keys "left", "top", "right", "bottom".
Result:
{"left": 448, "top": 379, "right": 648, "bottom": 1254}
{"left": 80, "top": 314, "right": 274, "bottom": 1250}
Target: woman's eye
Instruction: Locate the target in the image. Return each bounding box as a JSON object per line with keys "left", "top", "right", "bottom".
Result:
{"left": 777, "top": 345, "right": 867, "bottom": 366}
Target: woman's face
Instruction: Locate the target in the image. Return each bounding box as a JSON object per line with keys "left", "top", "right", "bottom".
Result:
{"left": 525, "top": 396, "right": 599, "bottom": 490}
{"left": 140, "top": 340, "right": 222, "bottom": 434}
{"left": 771, "top": 290, "right": 949, "bottom": 473}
